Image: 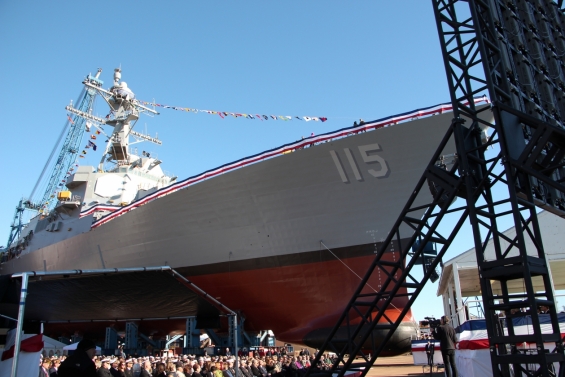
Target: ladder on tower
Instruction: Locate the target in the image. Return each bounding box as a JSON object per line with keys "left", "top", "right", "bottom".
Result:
{"left": 307, "top": 1, "right": 565, "bottom": 377}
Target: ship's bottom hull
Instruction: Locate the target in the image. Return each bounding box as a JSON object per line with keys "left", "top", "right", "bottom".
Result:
{"left": 301, "top": 321, "right": 418, "bottom": 356}
{"left": 36, "top": 242, "right": 416, "bottom": 355}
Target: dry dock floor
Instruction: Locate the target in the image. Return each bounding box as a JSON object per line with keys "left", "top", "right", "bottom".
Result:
{"left": 367, "top": 353, "right": 444, "bottom": 377}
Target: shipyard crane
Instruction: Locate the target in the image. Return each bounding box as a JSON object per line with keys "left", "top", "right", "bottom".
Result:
{"left": 35, "top": 69, "right": 104, "bottom": 210}
{"left": 3, "top": 68, "right": 160, "bottom": 249}
{"left": 4, "top": 69, "right": 103, "bottom": 248}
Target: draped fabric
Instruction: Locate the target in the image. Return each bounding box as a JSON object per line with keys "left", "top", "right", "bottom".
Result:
{"left": 0, "top": 333, "right": 44, "bottom": 377}
{"left": 87, "top": 97, "right": 489, "bottom": 228}
{"left": 411, "top": 314, "right": 565, "bottom": 377}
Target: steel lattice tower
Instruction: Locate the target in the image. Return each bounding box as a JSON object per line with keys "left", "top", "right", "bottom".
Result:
{"left": 307, "top": 1, "right": 565, "bottom": 377}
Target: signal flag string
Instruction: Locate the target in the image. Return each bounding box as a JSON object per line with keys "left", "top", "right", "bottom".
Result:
{"left": 137, "top": 100, "right": 328, "bottom": 122}
{"left": 84, "top": 97, "right": 489, "bottom": 228}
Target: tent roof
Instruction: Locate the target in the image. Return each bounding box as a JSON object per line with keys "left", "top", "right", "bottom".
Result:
{"left": 62, "top": 341, "right": 101, "bottom": 350}
{"left": 42, "top": 335, "right": 68, "bottom": 348}
{"left": 438, "top": 211, "right": 565, "bottom": 297}
{"left": 0, "top": 269, "right": 220, "bottom": 324}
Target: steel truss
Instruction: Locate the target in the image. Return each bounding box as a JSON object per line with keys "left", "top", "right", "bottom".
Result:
{"left": 307, "top": 1, "right": 565, "bottom": 377}
{"left": 37, "top": 71, "right": 103, "bottom": 212}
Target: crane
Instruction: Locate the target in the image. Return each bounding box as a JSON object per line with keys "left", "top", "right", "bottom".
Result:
{"left": 4, "top": 69, "right": 103, "bottom": 248}
{"left": 36, "top": 69, "right": 104, "bottom": 211}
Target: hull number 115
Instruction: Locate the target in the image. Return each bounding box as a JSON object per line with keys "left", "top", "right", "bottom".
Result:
{"left": 330, "top": 143, "right": 389, "bottom": 183}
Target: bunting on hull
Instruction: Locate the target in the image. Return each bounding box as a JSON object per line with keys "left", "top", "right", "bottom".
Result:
{"left": 83, "top": 97, "right": 489, "bottom": 228}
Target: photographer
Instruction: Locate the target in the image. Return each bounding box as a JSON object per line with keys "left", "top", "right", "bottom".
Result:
{"left": 432, "top": 316, "right": 458, "bottom": 377}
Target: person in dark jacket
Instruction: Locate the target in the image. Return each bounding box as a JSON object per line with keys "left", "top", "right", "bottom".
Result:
{"left": 192, "top": 364, "right": 204, "bottom": 377}
{"left": 110, "top": 359, "right": 121, "bottom": 377}
{"left": 125, "top": 360, "right": 134, "bottom": 377}
{"left": 223, "top": 360, "right": 237, "bottom": 377}
{"left": 57, "top": 339, "right": 97, "bottom": 377}
{"left": 432, "top": 316, "right": 458, "bottom": 377}
{"left": 40, "top": 358, "right": 51, "bottom": 377}
{"left": 98, "top": 359, "right": 113, "bottom": 377}
{"left": 250, "top": 360, "right": 263, "bottom": 377}
{"left": 154, "top": 363, "right": 167, "bottom": 377}
{"left": 49, "top": 359, "right": 61, "bottom": 377}
{"left": 140, "top": 361, "right": 152, "bottom": 377}
{"left": 239, "top": 361, "right": 253, "bottom": 377}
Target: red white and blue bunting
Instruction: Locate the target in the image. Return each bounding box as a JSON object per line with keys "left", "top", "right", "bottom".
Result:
{"left": 138, "top": 100, "right": 328, "bottom": 122}
{"left": 85, "top": 97, "right": 490, "bottom": 228}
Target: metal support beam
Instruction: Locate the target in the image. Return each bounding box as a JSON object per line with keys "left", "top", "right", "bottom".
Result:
{"left": 259, "top": 330, "right": 268, "bottom": 344}
{"left": 432, "top": 1, "right": 565, "bottom": 375}
{"left": 6, "top": 199, "right": 25, "bottom": 249}
{"left": 125, "top": 322, "right": 138, "bottom": 349}
{"left": 184, "top": 316, "right": 199, "bottom": 348}
{"left": 452, "top": 264, "right": 465, "bottom": 326}
{"left": 37, "top": 73, "right": 102, "bottom": 213}
{"left": 139, "top": 333, "right": 157, "bottom": 348}
{"left": 105, "top": 327, "right": 118, "bottom": 350}
{"left": 307, "top": 2, "right": 565, "bottom": 377}
{"left": 228, "top": 314, "right": 240, "bottom": 377}
{"left": 165, "top": 334, "right": 183, "bottom": 350}
{"left": 305, "top": 117, "right": 476, "bottom": 377}
{"left": 447, "top": 281, "right": 456, "bottom": 326}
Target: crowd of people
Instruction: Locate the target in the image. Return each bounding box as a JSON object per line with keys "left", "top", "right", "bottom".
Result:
{"left": 44, "top": 340, "right": 336, "bottom": 377}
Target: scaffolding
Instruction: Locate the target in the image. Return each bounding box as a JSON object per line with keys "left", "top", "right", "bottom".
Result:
{"left": 308, "top": 1, "right": 565, "bottom": 377}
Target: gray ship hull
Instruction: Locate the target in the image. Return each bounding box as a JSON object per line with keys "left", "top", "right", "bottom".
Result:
{"left": 1, "top": 106, "right": 474, "bottom": 352}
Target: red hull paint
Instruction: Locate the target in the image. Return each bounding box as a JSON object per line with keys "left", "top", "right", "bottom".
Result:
{"left": 42, "top": 252, "right": 415, "bottom": 349}
{"left": 186, "top": 252, "right": 414, "bottom": 344}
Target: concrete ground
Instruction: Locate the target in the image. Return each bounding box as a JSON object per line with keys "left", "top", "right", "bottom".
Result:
{"left": 275, "top": 342, "right": 445, "bottom": 377}
{"left": 367, "top": 353, "right": 444, "bottom": 377}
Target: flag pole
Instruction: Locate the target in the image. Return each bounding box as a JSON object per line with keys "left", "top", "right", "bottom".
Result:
{"left": 10, "top": 272, "right": 29, "bottom": 377}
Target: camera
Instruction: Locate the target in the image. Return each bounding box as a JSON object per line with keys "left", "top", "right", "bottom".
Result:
{"left": 422, "top": 316, "right": 441, "bottom": 328}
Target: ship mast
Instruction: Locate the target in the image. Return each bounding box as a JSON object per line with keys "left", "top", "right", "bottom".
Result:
{"left": 69, "top": 68, "right": 160, "bottom": 171}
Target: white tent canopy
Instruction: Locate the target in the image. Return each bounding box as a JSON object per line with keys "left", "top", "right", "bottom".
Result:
{"left": 62, "top": 341, "right": 102, "bottom": 354}
{"left": 43, "top": 335, "right": 67, "bottom": 350}
{"left": 42, "top": 335, "right": 68, "bottom": 357}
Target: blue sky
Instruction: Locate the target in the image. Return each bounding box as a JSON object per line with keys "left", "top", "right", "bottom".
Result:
{"left": 0, "top": 2, "right": 522, "bottom": 323}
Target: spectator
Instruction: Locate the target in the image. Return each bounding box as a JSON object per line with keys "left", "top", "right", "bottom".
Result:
{"left": 239, "top": 360, "right": 253, "bottom": 377}
{"left": 250, "top": 359, "right": 262, "bottom": 377}
{"left": 177, "top": 366, "right": 186, "bottom": 377}
{"left": 140, "top": 361, "right": 152, "bottom": 377}
{"left": 125, "top": 360, "right": 134, "bottom": 377}
{"left": 117, "top": 362, "right": 127, "bottom": 377}
{"left": 155, "top": 363, "right": 167, "bottom": 377}
{"left": 432, "top": 316, "right": 458, "bottom": 377}
{"left": 97, "top": 358, "right": 113, "bottom": 377}
{"left": 40, "top": 358, "right": 51, "bottom": 377}
{"left": 132, "top": 359, "right": 142, "bottom": 377}
{"left": 192, "top": 364, "right": 203, "bottom": 377}
{"left": 57, "top": 339, "right": 98, "bottom": 377}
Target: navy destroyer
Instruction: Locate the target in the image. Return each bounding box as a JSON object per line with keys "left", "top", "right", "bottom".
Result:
{"left": 0, "top": 68, "right": 489, "bottom": 355}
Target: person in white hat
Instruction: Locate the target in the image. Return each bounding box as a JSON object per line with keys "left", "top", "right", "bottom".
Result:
{"left": 97, "top": 358, "right": 112, "bottom": 377}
